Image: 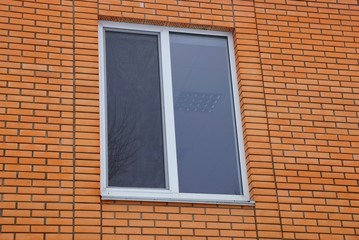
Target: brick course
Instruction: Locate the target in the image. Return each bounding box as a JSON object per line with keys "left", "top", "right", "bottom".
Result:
{"left": 0, "top": 0, "right": 358, "bottom": 239}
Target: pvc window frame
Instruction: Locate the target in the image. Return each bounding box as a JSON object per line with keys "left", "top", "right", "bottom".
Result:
{"left": 99, "top": 21, "right": 252, "bottom": 205}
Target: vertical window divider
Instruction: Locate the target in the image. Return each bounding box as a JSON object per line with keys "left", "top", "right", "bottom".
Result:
{"left": 160, "top": 30, "right": 179, "bottom": 193}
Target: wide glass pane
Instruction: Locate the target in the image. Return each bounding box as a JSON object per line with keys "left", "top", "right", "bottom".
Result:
{"left": 170, "top": 33, "right": 242, "bottom": 195}
{"left": 105, "top": 31, "right": 165, "bottom": 188}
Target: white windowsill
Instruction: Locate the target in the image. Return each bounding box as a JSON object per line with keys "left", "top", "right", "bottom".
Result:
{"left": 101, "top": 188, "right": 255, "bottom": 206}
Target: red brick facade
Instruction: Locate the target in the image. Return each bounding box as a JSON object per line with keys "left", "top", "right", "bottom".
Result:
{"left": 1, "top": 0, "right": 358, "bottom": 239}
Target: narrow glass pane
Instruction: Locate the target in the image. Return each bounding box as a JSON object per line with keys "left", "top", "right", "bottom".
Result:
{"left": 170, "top": 33, "right": 242, "bottom": 195}
{"left": 105, "top": 31, "right": 165, "bottom": 188}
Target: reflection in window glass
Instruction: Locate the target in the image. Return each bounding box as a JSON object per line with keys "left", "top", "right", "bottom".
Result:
{"left": 170, "top": 33, "right": 242, "bottom": 195}
{"left": 105, "top": 31, "right": 166, "bottom": 188}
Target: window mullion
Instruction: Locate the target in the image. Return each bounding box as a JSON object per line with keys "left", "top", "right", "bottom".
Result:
{"left": 160, "top": 30, "right": 179, "bottom": 193}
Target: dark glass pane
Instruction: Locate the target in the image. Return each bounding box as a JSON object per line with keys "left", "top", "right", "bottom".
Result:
{"left": 170, "top": 33, "right": 242, "bottom": 195}
{"left": 105, "top": 31, "right": 165, "bottom": 188}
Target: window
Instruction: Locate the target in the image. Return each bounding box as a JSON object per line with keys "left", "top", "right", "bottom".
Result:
{"left": 99, "top": 21, "right": 250, "bottom": 204}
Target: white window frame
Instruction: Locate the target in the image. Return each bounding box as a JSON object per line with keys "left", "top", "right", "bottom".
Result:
{"left": 99, "top": 21, "right": 252, "bottom": 205}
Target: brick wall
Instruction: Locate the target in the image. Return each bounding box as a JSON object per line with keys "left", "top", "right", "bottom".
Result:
{"left": 0, "top": 0, "right": 358, "bottom": 239}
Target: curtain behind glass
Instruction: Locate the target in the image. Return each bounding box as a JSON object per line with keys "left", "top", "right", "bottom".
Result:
{"left": 170, "top": 33, "right": 242, "bottom": 195}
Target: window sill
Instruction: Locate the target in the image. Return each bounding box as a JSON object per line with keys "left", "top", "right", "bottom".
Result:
{"left": 101, "top": 188, "right": 255, "bottom": 206}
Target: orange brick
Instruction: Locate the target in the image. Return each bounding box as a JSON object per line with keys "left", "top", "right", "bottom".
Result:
{"left": 1, "top": 1, "right": 359, "bottom": 239}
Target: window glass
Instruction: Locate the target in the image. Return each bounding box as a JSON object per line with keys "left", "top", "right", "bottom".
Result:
{"left": 105, "top": 31, "right": 166, "bottom": 188}
{"left": 170, "top": 33, "right": 242, "bottom": 195}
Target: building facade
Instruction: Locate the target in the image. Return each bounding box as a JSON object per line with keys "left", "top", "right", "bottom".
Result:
{"left": 0, "top": 0, "right": 359, "bottom": 239}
